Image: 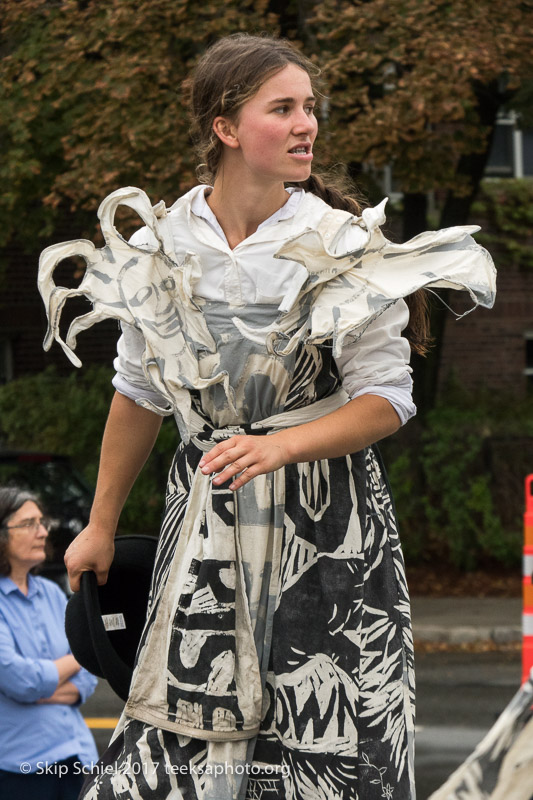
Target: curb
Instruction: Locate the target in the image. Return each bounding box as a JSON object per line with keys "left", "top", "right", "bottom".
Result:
{"left": 413, "top": 624, "right": 522, "bottom": 645}
{"left": 411, "top": 597, "right": 522, "bottom": 646}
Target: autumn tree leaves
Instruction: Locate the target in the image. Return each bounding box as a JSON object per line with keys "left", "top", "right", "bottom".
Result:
{"left": 1, "top": 0, "right": 531, "bottom": 247}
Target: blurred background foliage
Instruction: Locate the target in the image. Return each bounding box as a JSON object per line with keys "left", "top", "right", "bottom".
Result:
{"left": 1, "top": 0, "right": 532, "bottom": 245}
{"left": 1, "top": 0, "right": 533, "bottom": 568}
{"left": 0, "top": 365, "right": 177, "bottom": 533}
{"left": 0, "top": 366, "right": 528, "bottom": 570}
{"left": 381, "top": 379, "right": 531, "bottom": 570}
{"left": 472, "top": 179, "right": 533, "bottom": 270}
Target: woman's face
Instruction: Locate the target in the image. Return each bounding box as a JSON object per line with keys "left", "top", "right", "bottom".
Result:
{"left": 5, "top": 500, "right": 48, "bottom": 573}
{"left": 223, "top": 63, "right": 318, "bottom": 186}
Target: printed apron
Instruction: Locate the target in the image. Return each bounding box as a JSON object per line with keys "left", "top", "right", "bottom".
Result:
{"left": 80, "top": 302, "right": 416, "bottom": 800}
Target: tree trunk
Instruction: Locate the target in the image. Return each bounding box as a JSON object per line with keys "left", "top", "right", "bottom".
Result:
{"left": 402, "top": 192, "right": 428, "bottom": 240}
{"left": 440, "top": 81, "right": 502, "bottom": 228}
{"left": 415, "top": 81, "right": 503, "bottom": 414}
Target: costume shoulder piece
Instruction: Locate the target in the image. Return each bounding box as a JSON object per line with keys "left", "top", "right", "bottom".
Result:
{"left": 38, "top": 187, "right": 496, "bottom": 439}
{"left": 232, "top": 198, "right": 496, "bottom": 358}
{"left": 38, "top": 186, "right": 235, "bottom": 443}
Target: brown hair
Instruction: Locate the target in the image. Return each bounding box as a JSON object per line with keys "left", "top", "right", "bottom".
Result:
{"left": 0, "top": 486, "right": 44, "bottom": 576}
{"left": 189, "top": 33, "right": 430, "bottom": 354}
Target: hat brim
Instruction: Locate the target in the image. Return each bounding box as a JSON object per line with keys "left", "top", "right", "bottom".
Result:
{"left": 65, "top": 535, "right": 158, "bottom": 701}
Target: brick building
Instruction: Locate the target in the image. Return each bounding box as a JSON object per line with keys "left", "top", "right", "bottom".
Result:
{"left": 0, "top": 247, "right": 118, "bottom": 384}
{"left": 438, "top": 261, "right": 533, "bottom": 398}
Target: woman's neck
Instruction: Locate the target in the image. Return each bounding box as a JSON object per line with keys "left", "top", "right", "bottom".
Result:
{"left": 207, "top": 175, "right": 289, "bottom": 249}
{"left": 9, "top": 566, "right": 29, "bottom": 594}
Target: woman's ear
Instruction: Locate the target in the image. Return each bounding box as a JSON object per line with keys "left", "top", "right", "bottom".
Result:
{"left": 213, "top": 117, "right": 240, "bottom": 150}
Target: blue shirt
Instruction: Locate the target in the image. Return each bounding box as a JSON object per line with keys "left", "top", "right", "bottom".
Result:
{"left": 0, "top": 573, "right": 99, "bottom": 773}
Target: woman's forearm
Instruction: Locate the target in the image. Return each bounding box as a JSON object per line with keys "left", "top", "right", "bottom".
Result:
{"left": 38, "top": 680, "right": 80, "bottom": 705}
{"left": 89, "top": 391, "right": 163, "bottom": 532}
{"left": 54, "top": 654, "right": 81, "bottom": 686}
{"left": 199, "top": 394, "right": 402, "bottom": 492}
{"left": 65, "top": 390, "right": 163, "bottom": 590}
{"left": 272, "top": 394, "right": 401, "bottom": 464}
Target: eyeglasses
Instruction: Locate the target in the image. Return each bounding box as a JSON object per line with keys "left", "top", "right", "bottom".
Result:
{"left": 3, "top": 517, "right": 52, "bottom": 533}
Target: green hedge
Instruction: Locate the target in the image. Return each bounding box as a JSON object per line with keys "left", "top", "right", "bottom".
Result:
{"left": 0, "top": 365, "right": 178, "bottom": 533}
{"left": 382, "top": 381, "right": 530, "bottom": 570}
{"left": 471, "top": 178, "right": 533, "bottom": 270}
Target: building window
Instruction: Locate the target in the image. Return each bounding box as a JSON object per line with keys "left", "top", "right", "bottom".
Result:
{"left": 0, "top": 340, "right": 13, "bottom": 384}
{"left": 524, "top": 332, "right": 533, "bottom": 388}
{"left": 486, "top": 112, "right": 533, "bottom": 179}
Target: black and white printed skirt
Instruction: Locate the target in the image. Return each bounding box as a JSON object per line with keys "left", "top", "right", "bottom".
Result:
{"left": 81, "top": 443, "right": 415, "bottom": 800}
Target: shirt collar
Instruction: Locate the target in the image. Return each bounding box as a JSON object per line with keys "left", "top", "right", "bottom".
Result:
{"left": 187, "top": 185, "right": 304, "bottom": 247}
{"left": 166, "top": 184, "right": 327, "bottom": 252}
{"left": 191, "top": 185, "right": 303, "bottom": 234}
{"left": 0, "top": 576, "right": 17, "bottom": 595}
{"left": 0, "top": 573, "right": 40, "bottom": 598}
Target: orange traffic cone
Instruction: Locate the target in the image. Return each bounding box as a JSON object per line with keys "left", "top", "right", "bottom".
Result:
{"left": 522, "top": 475, "right": 533, "bottom": 684}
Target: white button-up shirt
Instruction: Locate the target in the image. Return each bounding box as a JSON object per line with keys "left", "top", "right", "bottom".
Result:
{"left": 113, "top": 186, "right": 416, "bottom": 425}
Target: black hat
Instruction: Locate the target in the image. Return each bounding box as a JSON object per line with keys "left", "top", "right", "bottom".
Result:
{"left": 65, "top": 534, "right": 158, "bottom": 702}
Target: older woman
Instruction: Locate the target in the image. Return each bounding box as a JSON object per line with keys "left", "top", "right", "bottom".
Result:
{"left": 0, "top": 486, "right": 98, "bottom": 800}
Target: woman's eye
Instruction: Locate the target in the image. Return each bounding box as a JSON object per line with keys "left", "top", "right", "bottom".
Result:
{"left": 273, "top": 104, "right": 315, "bottom": 116}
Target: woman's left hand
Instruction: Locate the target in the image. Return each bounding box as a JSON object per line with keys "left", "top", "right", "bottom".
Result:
{"left": 199, "top": 434, "right": 289, "bottom": 491}
{"left": 198, "top": 396, "right": 402, "bottom": 492}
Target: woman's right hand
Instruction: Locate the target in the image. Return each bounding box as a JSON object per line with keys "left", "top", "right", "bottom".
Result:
{"left": 64, "top": 526, "right": 116, "bottom": 592}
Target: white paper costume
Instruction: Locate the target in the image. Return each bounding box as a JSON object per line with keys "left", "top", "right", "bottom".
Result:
{"left": 39, "top": 186, "right": 495, "bottom": 800}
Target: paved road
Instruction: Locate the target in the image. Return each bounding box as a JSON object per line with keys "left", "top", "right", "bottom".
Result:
{"left": 82, "top": 682, "right": 122, "bottom": 755}
{"left": 82, "top": 648, "right": 523, "bottom": 799}
{"left": 415, "top": 648, "right": 522, "bottom": 798}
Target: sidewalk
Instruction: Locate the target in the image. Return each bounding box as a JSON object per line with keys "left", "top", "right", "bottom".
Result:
{"left": 411, "top": 597, "right": 523, "bottom": 645}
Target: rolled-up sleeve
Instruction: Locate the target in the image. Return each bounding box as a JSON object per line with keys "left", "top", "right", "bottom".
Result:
{"left": 334, "top": 300, "right": 416, "bottom": 426}
{"left": 112, "top": 322, "right": 167, "bottom": 405}
{"left": 69, "top": 667, "right": 98, "bottom": 704}
{"left": 0, "top": 619, "right": 58, "bottom": 702}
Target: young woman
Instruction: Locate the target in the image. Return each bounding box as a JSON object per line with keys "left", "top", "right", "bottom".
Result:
{"left": 40, "top": 33, "right": 495, "bottom": 800}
